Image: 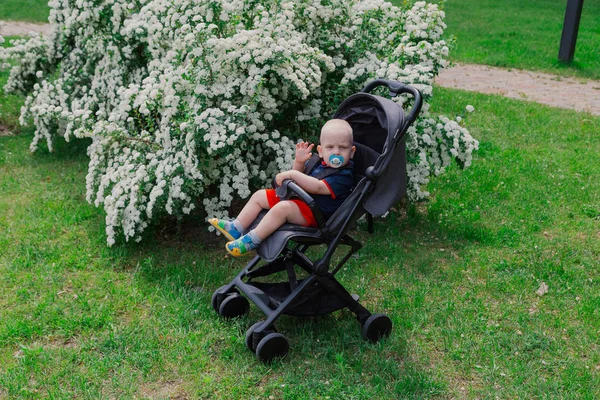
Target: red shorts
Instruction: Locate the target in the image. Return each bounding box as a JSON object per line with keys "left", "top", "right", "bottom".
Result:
{"left": 265, "top": 189, "right": 318, "bottom": 228}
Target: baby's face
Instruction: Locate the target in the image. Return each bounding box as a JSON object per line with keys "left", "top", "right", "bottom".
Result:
{"left": 318, "top": 128, "right": 355, "bottom": 168}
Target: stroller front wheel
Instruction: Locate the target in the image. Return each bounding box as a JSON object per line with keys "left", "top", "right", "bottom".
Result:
{"left": 218, "top": 293, "right": 249, "bottom": 319}
{"left": 211, "top": 285, "right": 239, "bottom": 312}
{"left": 245, "top": 321, "right": 277, "bottom": 352}
{"left": 256, "top": 333, "right": 289, "bottom": 363}
{"left": 361, "top": 314, "right": 393, "bottom": 343}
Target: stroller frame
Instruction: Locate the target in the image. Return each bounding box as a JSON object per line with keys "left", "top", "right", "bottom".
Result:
{"left": 211, "top": 80, "right": 423, "bottom": 362}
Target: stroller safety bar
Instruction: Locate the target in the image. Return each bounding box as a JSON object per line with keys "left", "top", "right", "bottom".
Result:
{"left": 276, "top": 179, "right": 327, "bottom": 228}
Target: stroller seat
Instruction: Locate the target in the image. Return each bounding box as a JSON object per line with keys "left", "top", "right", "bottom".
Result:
{"left": 251, "top": 215, "right": 324, "bottom": 263}
{"left": 254, "top": 140, "right": 382, "bottom": 262}
{"left": 211, "top": 79, "right": 423, "bottom": 363}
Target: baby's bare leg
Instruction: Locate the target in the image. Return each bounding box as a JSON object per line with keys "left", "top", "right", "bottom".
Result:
{"left": 236, "top": 189, "right": 271, "bottom": 229}
{"left": 253, "top": 201, "right": 307, "bottom": 239}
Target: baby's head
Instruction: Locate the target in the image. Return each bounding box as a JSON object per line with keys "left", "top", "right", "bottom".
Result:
{"left": 318, "top": 119, "right": 356, "bottom": 168}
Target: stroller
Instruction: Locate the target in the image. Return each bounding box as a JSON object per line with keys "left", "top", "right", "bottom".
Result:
{"left": 211, "top": 79, "right": 423, "bottom": 362}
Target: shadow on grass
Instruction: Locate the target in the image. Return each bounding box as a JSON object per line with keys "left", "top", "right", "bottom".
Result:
{"left": 99, "top": 211, "right": 450, "bottom": 396}
{"left": 32, "top": 134, "right": 91, "bottom": 163}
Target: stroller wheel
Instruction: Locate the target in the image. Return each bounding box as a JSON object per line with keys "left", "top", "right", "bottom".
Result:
{"left": 211, "top": 285, "right": 239, "bottom": 312}
{"left": 256, "top": 333, "right": 289, "bottom": 363}
{"left": 245, "top": 321, "right": 277, "bottom": 352}
{"left": 361, "top": 314, "right": 393, "bottom": 343}
{"left": 218, "top": 293, "right": 249, "bottom": 319}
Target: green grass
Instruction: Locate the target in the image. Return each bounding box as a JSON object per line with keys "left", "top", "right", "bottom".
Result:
{"left": 0, "top": 0, "right": 50, "bottom": 23}
{"left": 1, "top": 1, "right": 599, "bottom": 397}
{"left": 1, "top": 80, "right": 600, "bottom": 397}
{"left": 436, "top": 0, "right": 600, "bottom": 80}
{"left": 0, "top": 40, "right": 24, "bottom": 130}
{"left": 3, "top": 0, "right": 600, "bottom": 79}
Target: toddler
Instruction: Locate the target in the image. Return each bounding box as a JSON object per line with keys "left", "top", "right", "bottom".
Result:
{"left": 209, "top": 119, "right": 356, "bottom": 256}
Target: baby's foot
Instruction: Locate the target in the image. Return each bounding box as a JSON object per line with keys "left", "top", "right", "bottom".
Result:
{"left": 208, "top": 218, "right": 242, "bottom": 241}
{"left": 226, "top": 234, "right": 258, "bottom": 257}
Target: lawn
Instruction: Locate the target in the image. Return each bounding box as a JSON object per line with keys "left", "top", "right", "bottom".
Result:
{"left": 402, "top": 0, "right": 600, "bottom": 80}
{"left": 1, "top": 81, "right": 599, "bottom": 397}
{"left": 0, "top": 0, "right": 50, "bottom": 23}
{"left": 1, "top": 0, "right": 600, "bottom": 398}
{"left": 0, "top": 50, "right": 22, "bottom": 129}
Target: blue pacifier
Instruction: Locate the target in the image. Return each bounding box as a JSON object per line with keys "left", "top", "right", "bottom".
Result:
{"left": 328, "top": 154, "right": 345, "bottom": 168}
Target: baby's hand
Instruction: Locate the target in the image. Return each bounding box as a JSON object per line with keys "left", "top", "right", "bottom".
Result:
{"left": 295, "top": 141, "right": 314, "bottom": 164}
{"left": 275, "top": 170, "right": 298, "bottom": 186}
{"left": 275, "top": 171, "right": 288, "bottom": 186}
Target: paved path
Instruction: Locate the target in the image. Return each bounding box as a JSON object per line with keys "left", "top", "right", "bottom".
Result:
{"left": 0, "top": 20, "right": 51, "bottom": 36}
{"left": 2, "top": 21, "right": 600, "bottom": 116}
{"left": 436, "top": 64, "right": 600, "bottom": 116}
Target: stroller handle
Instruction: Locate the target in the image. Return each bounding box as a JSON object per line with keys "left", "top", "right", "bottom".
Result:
{"left": 361, "top": 79, "right": 422, "bottom": 126}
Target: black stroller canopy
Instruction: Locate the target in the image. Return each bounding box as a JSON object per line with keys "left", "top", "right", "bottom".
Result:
{"left": 331, "top": 93, "right": 408, "bottom": 220}
{"left": 334, "top": 93, "right": 406, "bottom": 155}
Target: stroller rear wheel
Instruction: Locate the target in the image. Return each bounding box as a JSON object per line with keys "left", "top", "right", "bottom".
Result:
{"left": 361, "top": 314, "right": 392, "bottom": 343}
{"left": 256, "top": 333, "right": 289, "bottom": 363}
{"left": 245, "top": 321, "right": 277, "bottom": 352}
{"left": 218, "top": 293, "right": 249, "bottom": 319}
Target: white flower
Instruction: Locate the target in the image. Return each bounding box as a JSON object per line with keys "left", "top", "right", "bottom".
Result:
{"left": 1, "top": 0, "right": 477, "bottom": 245}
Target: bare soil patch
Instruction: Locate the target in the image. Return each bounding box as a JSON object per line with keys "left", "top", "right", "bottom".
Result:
{"left": 0, "top": 124, "right": 14, "bottom": 136}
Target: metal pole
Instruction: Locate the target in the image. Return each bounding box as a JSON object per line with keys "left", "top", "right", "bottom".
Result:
{"left": 558, "top": 0, "right": 584, "bottom": 63}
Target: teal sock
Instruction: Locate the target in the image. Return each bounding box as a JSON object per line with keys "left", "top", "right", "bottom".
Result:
{"left": 233, "top": 219, "right": 245, "bottom": 234}
{"left": 221, "top": 219, "right": 245, "bottom": 235}
{"left": 225, "top": 230, "right": 263, "bottom": 256}
{"left": 247, "top": 229, "right": 263, "bottom": 245}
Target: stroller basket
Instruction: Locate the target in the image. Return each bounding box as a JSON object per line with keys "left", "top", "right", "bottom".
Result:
{"left": 248, "top": 280, "right": 349, "bottom": 317}
{"left": 211, "top": 79, "right": 423, "bottom": 362}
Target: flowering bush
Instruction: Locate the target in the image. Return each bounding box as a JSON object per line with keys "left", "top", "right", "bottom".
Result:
{"left": 0, "top": 0, "right": 478, "bottom": 246}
